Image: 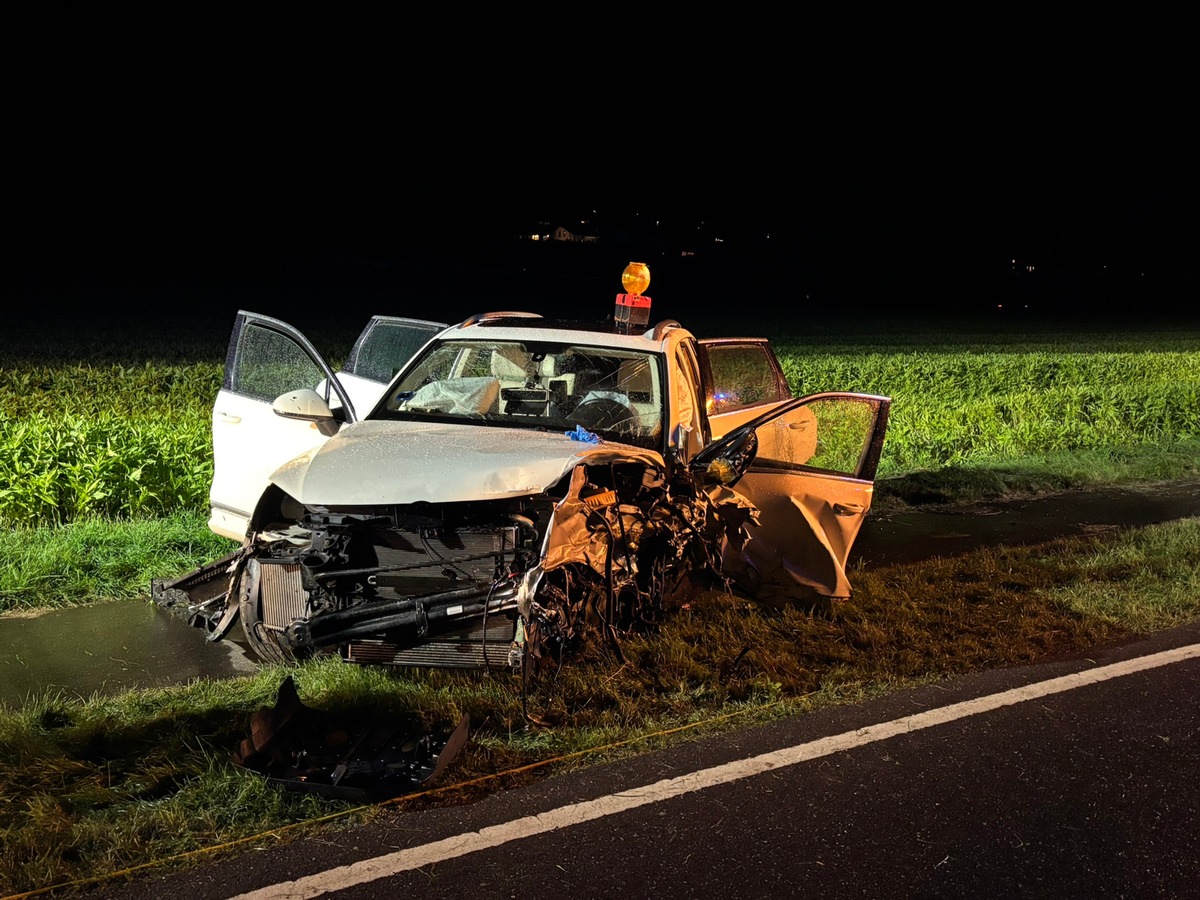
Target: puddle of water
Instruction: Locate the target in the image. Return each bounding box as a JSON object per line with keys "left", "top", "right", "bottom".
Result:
{"left": 0, "top": 600, "right": 259, "bottom": 709}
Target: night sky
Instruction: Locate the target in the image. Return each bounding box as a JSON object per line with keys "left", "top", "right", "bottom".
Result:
{"left": 6, "top": 110, "right": 1197, "bottom": 337}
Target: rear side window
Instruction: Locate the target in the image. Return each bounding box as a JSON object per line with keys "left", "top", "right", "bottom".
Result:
{"left": 700, "top": 341, "right": 792, "bottom": 415}
{"left": 344, "top": 319, "right": 444, "bottom": 383}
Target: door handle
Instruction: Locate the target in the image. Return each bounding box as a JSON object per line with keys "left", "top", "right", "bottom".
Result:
{"left": 217, "top": 412, "right": 242, "bottom": 424}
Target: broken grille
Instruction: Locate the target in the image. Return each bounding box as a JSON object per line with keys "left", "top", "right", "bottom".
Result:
{"left": 346, "top": 614, "right": 516, "bottom": 669}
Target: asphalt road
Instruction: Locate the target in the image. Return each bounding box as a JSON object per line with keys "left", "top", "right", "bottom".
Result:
{"left": 77, "top": 621, "right": 1200, "bottom": 900}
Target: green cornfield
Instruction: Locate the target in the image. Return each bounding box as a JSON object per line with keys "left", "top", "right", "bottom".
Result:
{"left": 0, "top": 363, "right": 221, "bottom": 526}
{"left": 773, "top": 332, "right": 1200, "bottom": 471}
{"left": 2, "top": 322, "right": 1199, "bottom": 528}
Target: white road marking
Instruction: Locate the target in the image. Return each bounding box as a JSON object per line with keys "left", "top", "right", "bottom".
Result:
{"left": 232, "top": 642, "right": 1200, "bottom": 900}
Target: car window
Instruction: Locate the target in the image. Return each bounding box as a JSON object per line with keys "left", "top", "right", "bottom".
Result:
{"left": 226, "top": 321, "right": 329, "bottom": 402}
{"left": 343, "top": 318, "right": 444, "bottom": 383}
{"left": 701, "top": 341, "right": 792, "bottom": 415}
{"left": 376, "top": 339, "right": 665, "bottom": 450}
{"left": 753, "top": 395, "right": 887, "bottom": 479}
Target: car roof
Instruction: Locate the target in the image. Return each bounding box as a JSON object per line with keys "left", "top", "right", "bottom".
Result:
{"left": 435, "top": 312, "right": 693, "bottom": 353}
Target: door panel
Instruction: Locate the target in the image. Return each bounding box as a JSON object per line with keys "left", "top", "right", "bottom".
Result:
{"left": 208, "top": 390, "right": 333, "bottom": 539}
{"left": 722, "top": 468, "right": 876, "bottom": 603}
{"left": 329, "top": 371, "right": 393, "bottom": 416}
{"left": 695, "top": 392, "right": 891, "bottom": 604}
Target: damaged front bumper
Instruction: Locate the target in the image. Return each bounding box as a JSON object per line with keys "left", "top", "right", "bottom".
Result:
{"left": 154, "top": 459, "right": 763, "bottom": 672}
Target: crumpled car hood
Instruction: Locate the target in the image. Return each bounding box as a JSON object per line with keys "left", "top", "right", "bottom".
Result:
{"left": 269, "top": 419, "right": 660, "bottom": 505}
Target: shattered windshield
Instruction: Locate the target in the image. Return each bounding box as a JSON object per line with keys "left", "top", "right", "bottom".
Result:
{"left": 373, "top": 339, "right": 664, "bottom": 450}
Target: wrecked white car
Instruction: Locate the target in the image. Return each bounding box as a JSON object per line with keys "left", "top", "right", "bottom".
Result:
{"left": 155, "top": 297, "right": 889, "bottom": 673}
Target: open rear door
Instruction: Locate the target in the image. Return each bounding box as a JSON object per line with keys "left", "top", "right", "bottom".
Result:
{"left": 698, "top": 337, "right": 794, "bottom": 440}
{"left": 336, "top": 315, "right": 445, "bottom": 413}
{"left": 694, "top": 392, "right": 890, "bottom": 605}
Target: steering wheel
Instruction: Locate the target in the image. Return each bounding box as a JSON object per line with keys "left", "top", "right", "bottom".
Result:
{"left": 572, "top": 397, "right": 636, "bottom": 434}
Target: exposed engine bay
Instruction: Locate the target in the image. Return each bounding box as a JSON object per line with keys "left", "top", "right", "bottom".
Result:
{"left": 156, "top": 458, "right": 755, "bottom": 678}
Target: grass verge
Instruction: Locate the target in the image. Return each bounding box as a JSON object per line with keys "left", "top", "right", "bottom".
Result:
{"left": 1, "top": 516, "right": 1198, "bottom": 895}
{"left": 0, "top": 512, "right": 232, "bottom": 613}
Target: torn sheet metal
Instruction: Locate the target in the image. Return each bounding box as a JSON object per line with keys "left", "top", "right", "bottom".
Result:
{"left": 718, "top": 475, "right": 873, "bottom": 604}
{"left": 233, "top": 676, "right": 470, "bottom": 802}
{"left": 150, "top": 548, "right": 244, "bottom": 638}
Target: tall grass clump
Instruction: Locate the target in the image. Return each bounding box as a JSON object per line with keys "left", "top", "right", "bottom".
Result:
{"left": 0, "top": 358, "right": 220, "bottom": 528}
{"left": 0, "top": 361, "right": 222, "bottom": 420}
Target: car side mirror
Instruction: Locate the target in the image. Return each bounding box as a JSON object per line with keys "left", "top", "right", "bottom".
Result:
{"left": 691, "top": 427, "right": 758, "bottom": 486}
{"left": 272, "top": 389, "right": 338, "bottom": 435}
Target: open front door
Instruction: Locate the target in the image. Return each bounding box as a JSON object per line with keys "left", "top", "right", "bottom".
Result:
{"left": 694, "top": 392, "right": 890, "bottom": 605}
{"left": 208, "top": 312, "right": 357, "bottom": 541}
